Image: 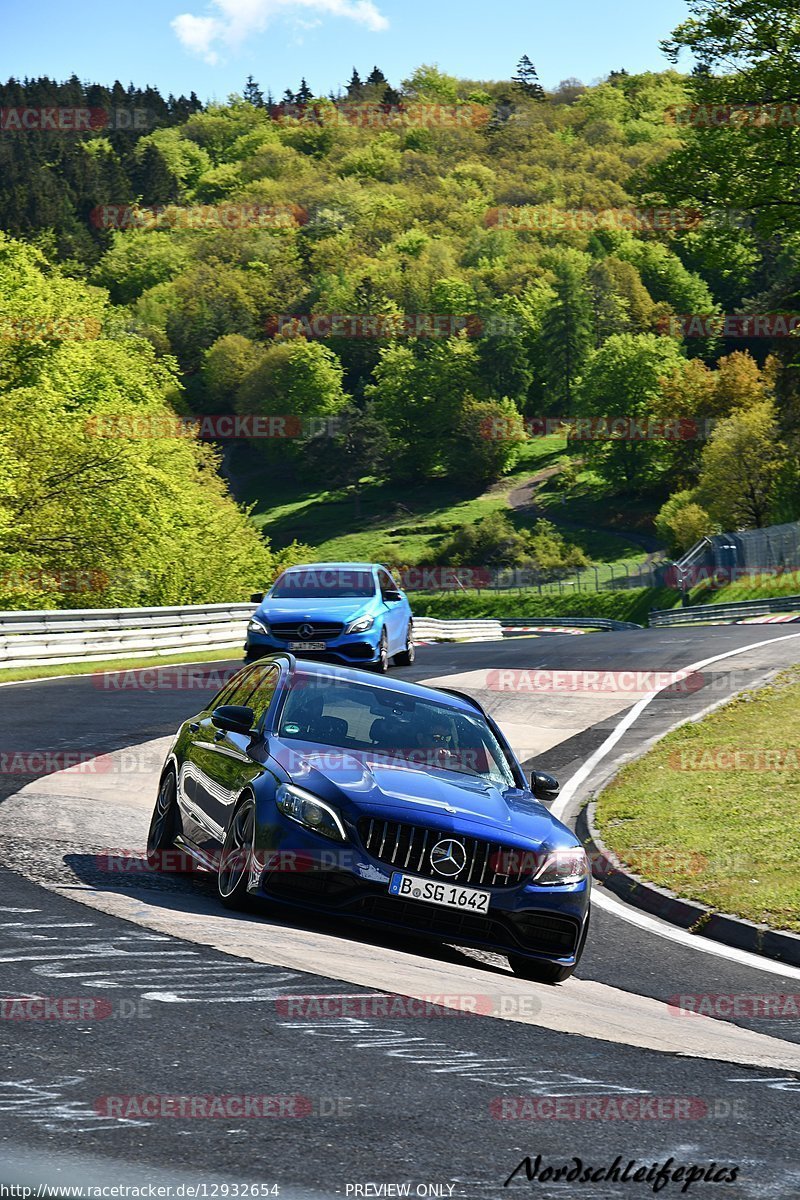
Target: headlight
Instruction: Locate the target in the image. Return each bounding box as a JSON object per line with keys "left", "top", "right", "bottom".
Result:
{"left": 275, "top": 783, "right": 347, "bottom": 842}
{"left": 248, "top": 616, "right": 269, "bottom": 635}
{"left": 345, "top": 615, "right": 374, "bottom": 635}
{"left": 532, "top": 847, "right": 588, "bottom": 886}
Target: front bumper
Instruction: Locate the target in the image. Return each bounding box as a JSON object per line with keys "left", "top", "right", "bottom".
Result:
{"left": 244, "top": 629, "right": 381, "bottom": 666}
{"left": 250, "top": 830, "right": 589, "bottom": 966}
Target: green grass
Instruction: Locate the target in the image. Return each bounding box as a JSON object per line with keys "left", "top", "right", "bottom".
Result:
{"left": 690, "top": 574, "right": 800, "bottom": 605}
{"left": 410, "top": 587, "right": 678, "bottom": 625}
{"left": 241, "top": 438, "right": 569, "bottom": 563}
{"left": 0, "top": 645, "right": 241, "bottom": 686}
{"left": 237, "top": 437, "right": 653, "bottom": 567}
{"left": 595, "top": 666, "right": 800, "bottom": 933}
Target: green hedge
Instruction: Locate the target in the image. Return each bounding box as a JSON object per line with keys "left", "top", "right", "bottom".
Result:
{"left": 410, "top": 587, "right": 680, "bottom": 625}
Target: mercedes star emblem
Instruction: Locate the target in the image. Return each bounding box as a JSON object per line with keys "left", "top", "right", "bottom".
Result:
{"left": 430, "top": 838, "right": 467, "bottom": 878}
{"left": 298, "top": 623, "right": 314, "bottom": 640}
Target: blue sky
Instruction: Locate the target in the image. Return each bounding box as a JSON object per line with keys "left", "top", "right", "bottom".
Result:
{"left": 1, "top": 0, "right": 692, "bottom": 103}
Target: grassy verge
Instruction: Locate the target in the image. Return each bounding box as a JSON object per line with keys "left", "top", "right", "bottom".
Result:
{"left": 410, "top": 587, "right": 678, "bottom": 625}
{"left": 237, "top": 438, "right": 648, "bottom": 566}
{"left": 595, "top": 666, "right": 800, "bottom": 933}
{"left": 0, "top": 645, "right": 242, "bottom": 686}
{"left": 690, "top": 575, "right": 800, "bottom": 605}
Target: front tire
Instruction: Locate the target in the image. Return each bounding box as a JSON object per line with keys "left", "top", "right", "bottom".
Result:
{"left": 394, "top": 624, "right": 416, "bottom": 667}
{"left": 146, "top": 770, "right": 191, "bottom": 872}
{"left": 509, "top": 956, "right": 576, "bottom": 984}
{"left": 371, "top": 629, "right": 390, "bottom": 674}
{"left": 217, "top": 795, "right": 256, "bottom": 910}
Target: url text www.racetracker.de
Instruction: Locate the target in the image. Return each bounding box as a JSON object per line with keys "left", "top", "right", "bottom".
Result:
{"left": 503, "top": 1156, "right": 740, "bottom": 1193}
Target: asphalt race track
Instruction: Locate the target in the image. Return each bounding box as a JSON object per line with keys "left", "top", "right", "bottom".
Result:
{"left": 1, "top": 626, "right": 800, "bottom": 1199}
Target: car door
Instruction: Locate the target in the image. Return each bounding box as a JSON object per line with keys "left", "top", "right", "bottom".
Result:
{"left": 176, "top": 665, "right": 259, "bottom": 849}
{"left": 188, "top": 665, "right": 278, "bottom": 850}
{"left": 378, "top": 568, "right": 408, "bottom": 654}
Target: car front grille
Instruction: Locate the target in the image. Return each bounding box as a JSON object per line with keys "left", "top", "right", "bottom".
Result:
{"left": 358, "top": 817, "right": 534, "bottom": 888}
{"left": 269, "top": 622, "right": 345, "bottom": 640}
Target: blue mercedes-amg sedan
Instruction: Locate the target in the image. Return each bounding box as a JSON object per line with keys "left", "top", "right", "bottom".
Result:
{"left": 147, "top": 655, "right": 591, "bottom": 983}
{"left": 245, "top": 562, "right": 414, "bottom": 673}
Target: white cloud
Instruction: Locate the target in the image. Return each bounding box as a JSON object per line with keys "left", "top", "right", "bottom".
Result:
{"left": 172, "top": 0, "right": 389, "bottom": 63}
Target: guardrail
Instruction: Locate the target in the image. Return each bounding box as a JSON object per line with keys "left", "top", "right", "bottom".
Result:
{"left": 648, "top": 594, "right": 800, "bottom": 627}
{"left": 0, "top": 603, "right": 257, "bottom": 669}
{"left": 0, "top": 605, "right": 505, "bottom": 669}
{"left": 0, "top": 603, "right": 644, "bottom": 671}
{"left": 411, "top": 618, "right": 503, "bottom": 643}
{"left": 500, "top": 617, "right": 642, "bottom": 633}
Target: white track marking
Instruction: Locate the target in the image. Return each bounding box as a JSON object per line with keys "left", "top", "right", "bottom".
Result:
{"left": 547, "top": 630, "right": 800, "bottom": 978}
{"left": 591, "top": 888, "right": 800, "bottom": 981}
{"left": 552, "top": 630, "right": 800, "bottom": 818}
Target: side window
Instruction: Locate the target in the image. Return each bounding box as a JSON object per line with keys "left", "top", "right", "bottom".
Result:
{"left": 243, "top": 666, "right": 280, "bottom": 725}
{"left": 224, "top": 664, "right": 263, "bottom": 708}
{"left": 378, "top": 569, "right": 393, "bottom": 596}
{"left": 211, "top": 664, "right": 257, "bottom": 709}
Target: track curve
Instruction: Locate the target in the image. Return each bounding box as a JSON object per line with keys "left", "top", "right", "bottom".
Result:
{"left": 2, "top": 627, "right": 800, "bottom": 1196}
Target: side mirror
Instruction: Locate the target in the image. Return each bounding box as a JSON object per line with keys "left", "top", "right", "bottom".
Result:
{"left": 212, "top": 705, "right": 257, "bottom": 736}
{"left": 382, "top": 589, "right": 402, "bottom": 603}
{"left": 531, "top": 771, "right": 560, "bottom": 802}
{"left": 250, "top": 592, "right": 265, "bottom": 603}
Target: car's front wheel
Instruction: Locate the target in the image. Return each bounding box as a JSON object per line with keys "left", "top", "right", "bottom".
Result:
{"left": 146, "top": 769, "right": 192, "bottom": 872}
{"left": 394, "top": 623, "right": 415, "bottom": 667}
{"left": 217, "top": 795, "right": 256, "bottom": 910}
{"left": 508, "top": 956, "right": 576, "bottom": 984}
{"left": 371, "top": 629, "right": 390, "bottom": 674}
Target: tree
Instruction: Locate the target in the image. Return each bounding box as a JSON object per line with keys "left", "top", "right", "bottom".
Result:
{"left": 0, "top": 232, "right": 294, "bottom": 610}
{"left": 131, "top": 143, "right": 179, "bottom": 204}
{"left": 655, "top": 491, "right": 714, "bottom": 554}
{"left": 587, "top": 260, "right": 631, "bottom": 347}
{"left": 243, "top": 76, "right": 265, "bottom": 107}
{"left": 656, "top": 0, "right": 800, "bottom": 238}
{"left": 576, "top": 333, "right": 687, "bottom": 489}
{"left": 366, "top": 66, "right": 388, "bottom": 87}
{"left": 512, "top": 55, "right": 545, "bottom": 100}
{"left": 302, "top": 403, "right": 392, "bottom": 516}
{"left": 295, "top": 78, "right": 314, "bottom": 105}
{"left": 539, "top": 257, "right": 593, "bottom": 411}
{"left": 697, "top": 401, "right": 787, "bottom": 529}
{"left": 449, "top": 395, "right": 525, "bottom": 483}
{"left": 366, "top": 337, "right": 482, "bottom": 479}
{"left": 202, "top": 334, "right": 263, "bottom": 411}
{"left": 345, "top": 68, "right": 363, "bottom": 100}
{"left": 235, "top": 339, "right": 349, "bottom": 424}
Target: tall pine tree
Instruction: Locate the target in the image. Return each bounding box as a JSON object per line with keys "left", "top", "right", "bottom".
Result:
{"left": 512, "top": 55, "right": 545, "bottom": 100}
{"left": 243, "top": 75, "right": 265, "bottom": 107}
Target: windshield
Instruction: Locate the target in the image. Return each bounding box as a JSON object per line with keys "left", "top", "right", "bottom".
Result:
{"left": 270, "top": 569, "right": 376, "bottom": 599}
{"left": 278, "top": 676, "right": 517, "bottom": 790}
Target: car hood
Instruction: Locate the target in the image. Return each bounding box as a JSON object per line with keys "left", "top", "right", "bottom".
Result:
{"left": 259, "top": 599, "right": 376, "bottom": 623}
{"left": 269, "top": 739, "right": 574, "bottom": 850}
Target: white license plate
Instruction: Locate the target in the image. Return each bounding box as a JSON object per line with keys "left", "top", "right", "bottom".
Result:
{"left": 389, "top": 872, "right": 490, "bottom": 914}
{"left": 288, "top": 641, "right": 327, "bottom": 651}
